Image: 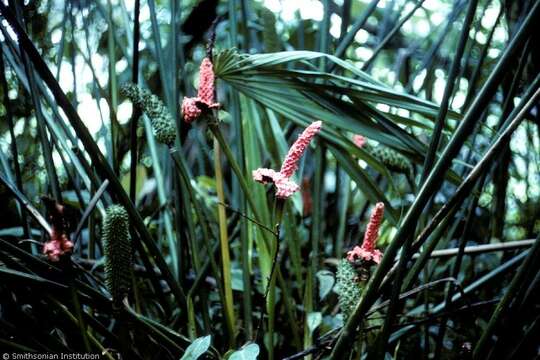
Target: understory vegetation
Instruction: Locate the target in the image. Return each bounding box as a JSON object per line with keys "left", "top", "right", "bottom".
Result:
{"left": 0, "top": 0, "right": 539, "bottom": 359}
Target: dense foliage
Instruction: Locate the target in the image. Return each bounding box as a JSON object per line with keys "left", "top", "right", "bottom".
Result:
{"left": 0, "top": 0, "right": 539, "bottom": 359}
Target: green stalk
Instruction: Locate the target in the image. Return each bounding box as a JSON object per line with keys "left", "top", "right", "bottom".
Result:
{"left": 265, "top": 199, "right": 285, "bottom": 360}
{"left": 329, "top": 3, "right": 540, "bottom": 357}
{"left": 335, "top": 171, "right": 350, "bottom": 256}
{"left": 143, "top": 116, "right": 178, "bottom": 277}
{"left": 473, "top": 233, "right": 540, "bottom": 358}
{"left": 49, "top": 298, "right": 115, "bottom": 360}
{"left": 434, "top": 181, "right": 485, "bottom": 357}
{"left": 54, "top": 1, "right": 69, "bottom": 79}
{"left": 213, "top": 136, "right": 236, "bottom": 348}
{"left": 107, "top": 0, "right": 118, "bottom": 173}
{"left": 462, "top": 8, "right": 503, "bottom": 111}
{"left": 13, "top": 21, "right": 62, "bottom": 203}
{"left": 0, "top": 47, "right": 30, "bottom": 239}
{"left": 228, "top": 1, "right": 252, "bottom": 338}
{"left": 173, "top": 158, "right": 209, "bottom": 336}
{"left": 402, "top": 206, "right": 460, "bottom": 291}
{"left": 209, "top": 124, "right": 272, "bottom": 248}
{"left": 329, "top": 0, "right": 380, "bottom": 71}
{"left": 375, "top": 1, "right": 480, "bottom": 354}
{"left": 69, "top": 280, "right": 91, "bottom": 352}
{"left": 129, "top": 0, "right": 141, "bottom": 203}
{"left": 0, "top": 4, "right": 187, "bottom": 309}
{"left": 170, "top": 148, "right": 226, "bottom": 298}
{"left": 319, "top": 0, "right": 330, "bottom": 69}
{"left": 211, "top": 120, "right": 295, "bottom": 350}
{"left": 303, "top": 272, "right": 314, "bottom": 360}
{"left": 304, "top": 146, "right": 324, "bottom": 360}
{"left": 147, "top": 0, "right": 172, "bottom": 108}
{"left": 362, "top": 0, "right": 426, "bottom": 71}
{"left": 419, "top": 0, "right": 479, "bottom": 184}
{"left": 392, "top": 250, "right": 529, "bottom": 342}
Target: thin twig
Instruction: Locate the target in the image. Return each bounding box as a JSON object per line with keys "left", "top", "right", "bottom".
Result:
{"left": 73, "top": 180, "right": 110, "bottom": 244}
{"left": 217, "top": 201, "right": 277, "bottom": 236}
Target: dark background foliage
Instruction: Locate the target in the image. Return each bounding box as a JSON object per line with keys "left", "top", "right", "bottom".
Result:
{"left": 0, "top": 0, "right": 539, "bottom": 359}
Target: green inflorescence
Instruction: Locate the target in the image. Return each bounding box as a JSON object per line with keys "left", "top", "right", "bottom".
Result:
{"left": 370, "top": 146, "right": 412, "bottom": 174}
{"left": 335, "top": 259, "right": 363, "bottom": 320}
{"left": 261, "top": 8, "right": 280, "bottom": 53}
{"left": 103, "top": 205, "right": 132, "bottom": 306}
{"left": 120, "top": 83, "right": 176, "bottom": 146}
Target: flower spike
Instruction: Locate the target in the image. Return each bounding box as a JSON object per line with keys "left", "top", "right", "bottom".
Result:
{"left": 181, "top": 57, "right": 220, "bottom": 123}
{"left": 181, "top": 97, "right": 202, "bottom": 124}
{"left": 252, "top": 121, "right": 322, "bottom": 199}
{"left": 41, "top": 198, "right": 73, "bottom": 262}
{"left": 347, "top": 202, "right": 384, "bottom": 264}
{"left": 197, "top": 58, "right": 219, "bottom": 106}
{"left": 280, "top": 121, "right": 322, "bottom": 178}
{"left": 120, "top": 83, "right": 176, "bottom": 145}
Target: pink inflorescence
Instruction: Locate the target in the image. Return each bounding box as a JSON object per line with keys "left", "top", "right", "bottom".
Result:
{"left": 181, "top": 57, "right": 220, "bottom": 123}
{"left": 274, "top": 176, "right": 300, "bottom": 198}
{"left": 280, "top": 121, "right": 322, "bottom": 178}
{"left": 181, "top": 97, "right": 202, "bottom": 124}
{"left": 197, "top": 58, "right": 218, "bottom": 106}
{"left": 43, "top": 229, "right": 74, "bottom": 262}
{"left": 346, "top": 202, "right": 384, "bottom": 264}
{"left": 252, "top": 121, "right": 322, "bottom": 199}
{"left": 353, "top": 134, "right": 366, "bottom": 148}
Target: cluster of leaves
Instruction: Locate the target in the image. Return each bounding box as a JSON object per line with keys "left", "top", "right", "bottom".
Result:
{"left": 0, "top": 0, "right": 539, "bottom": 359}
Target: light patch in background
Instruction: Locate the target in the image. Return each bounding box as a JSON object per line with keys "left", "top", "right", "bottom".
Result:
{"left": 376, "top": 103, "right": 390, "bottom": 112}
{"left": 509, "top": 178, "right": 527, "bottom": 203}
{"left": 262, "top": 0, "right": 323, "bottom": 22}
{"left": 386, "top": 70, "right": 396, "bottom": 84}
{"left": 397, "top": 109, "right": 410, "bottom": 118}
{"left": 430, "top": 11, "right": 445, "bottom": 26}
{"left": 77, "top": 93, "right": 106, "bottom": 135}
{"left": 14, "top": 118, "right": 25, "bottom": 136}
{"left": 511, "top": 123, "right": 529, "bottom": 160}
{"left": 423, "top": 0, "right": 447, "bottom": 11}
{"left": 433, "top": 77, "right": 446, "bottom": 104}
{"left": 475, "top": 31, "right": 487, "bottom": 45}
{"left": 117, "top": 101, "right": 133, "bottom": 125}
{"left": 488, "top": 48, "right": 501, "bottom": 59}
{"left": 494, "top": 27, "right": 507, "bottom": 43}
{"left": 51, "top": 29, "right": 62, "bottom": 44}
{"left": 0, "top": 19, "right": 18, "bottom": 42}
{"left": 355, "top": 47, "right": 373, "bottom": 61}
{"left": 58, "top": 66, "right": 74, "bottom": 93}
{"left": 354, "top": 29, "right": 369, "bottom": 44}
{"left": 450, "top": 77, "right": 468, "bottom": 110}
{"left": 482, "top": 5, "right": 500, "bottom": 29}
{"left": 451, "top": 92, "right": 465, "bottom": 110}
{"left": 52, "top": 151, "right": 64, "bottom": 172}
{"left": 486, "top": 114, "right": 499, "bottom": 128}
{"left": 414, "top": 18, "right": 431, "bottom": 38}
{"left": 413, "top": 69, "right": 427, "bottom": 93}
{"left": 329, "top": 14, "right": 342, "bottom": 39}
{"left": 116, "top": 58, "right": 128, "bottom": 73}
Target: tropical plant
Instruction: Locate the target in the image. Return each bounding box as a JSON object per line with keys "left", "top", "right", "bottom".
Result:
{"left": 0, "top": 0, "right": 539, "bottom": 359}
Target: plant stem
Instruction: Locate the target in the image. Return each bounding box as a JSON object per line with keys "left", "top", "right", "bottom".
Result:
{"left": 265, "top": 198, "right": 285, "bottom": 360}
{"left": 472, "top": 233, "right": 540, "bottom": 358}
{"left": 129, "top": 0, "right": 141, "bottom": 203}
{"left": 213, "top": 135, "right": 236, "bottom": 348}
{"left": 329, "top": 3, "right": 540, "bottom": 357}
